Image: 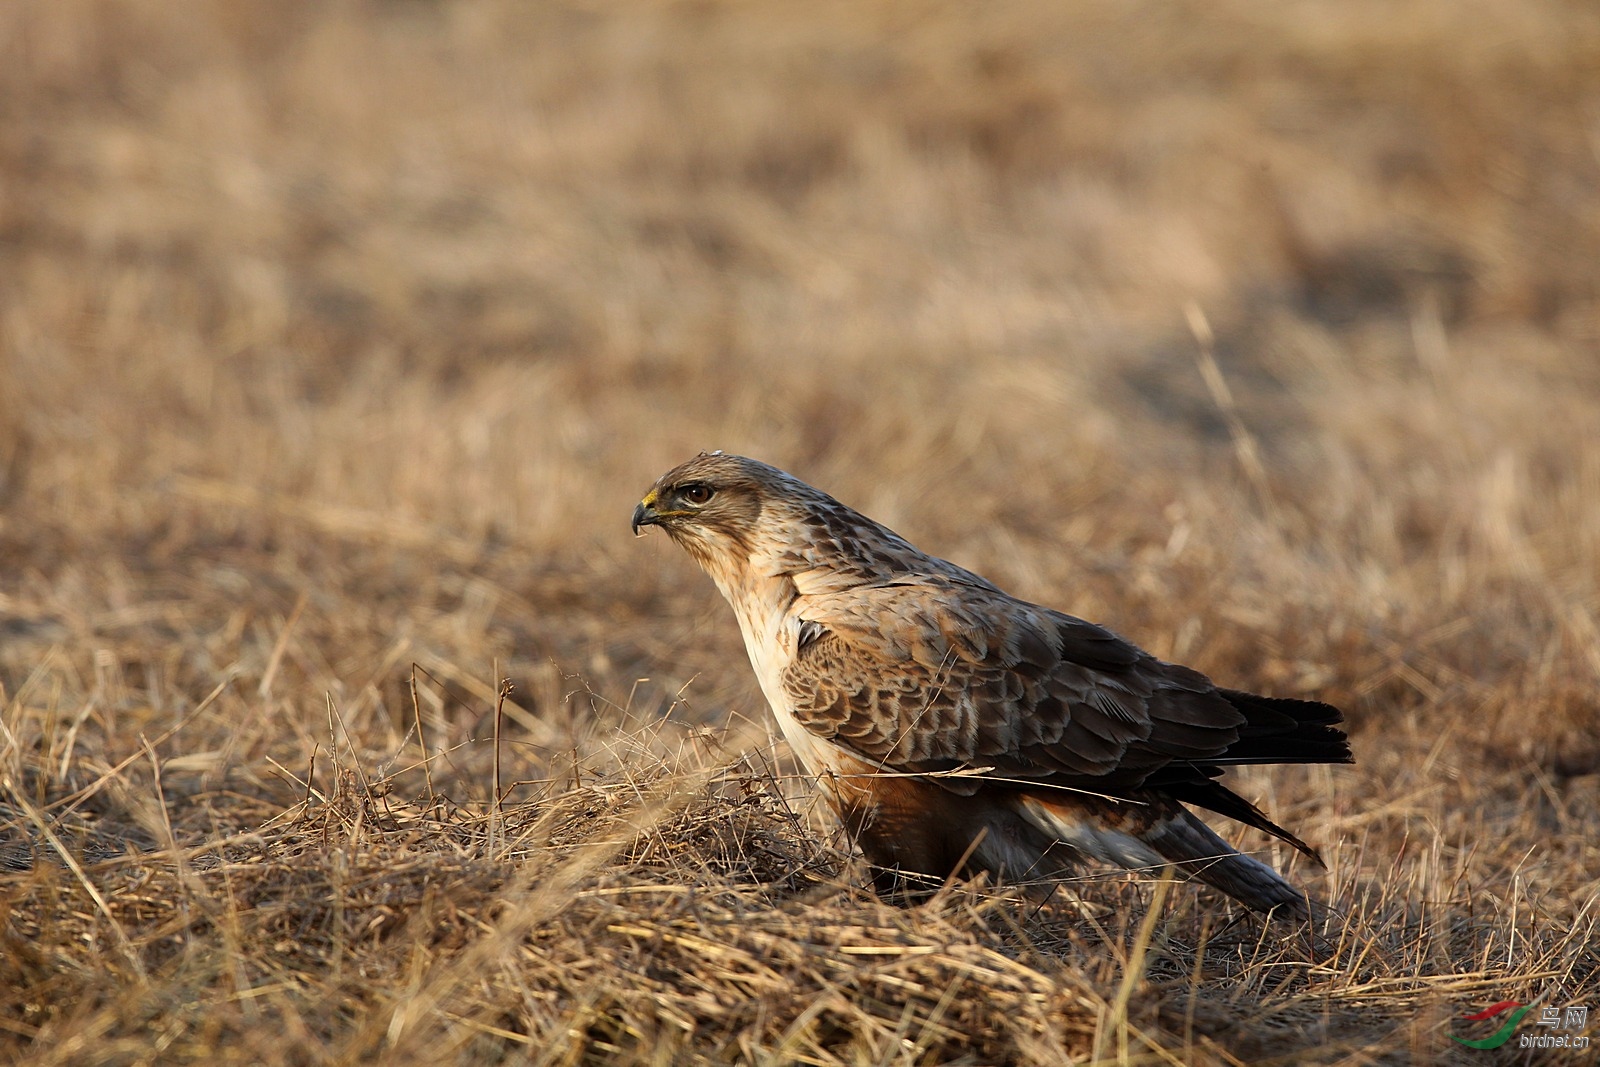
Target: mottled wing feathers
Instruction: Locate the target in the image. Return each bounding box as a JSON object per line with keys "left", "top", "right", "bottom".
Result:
{"left": 780, "top": 579, "right": 1249, "bottom": 797}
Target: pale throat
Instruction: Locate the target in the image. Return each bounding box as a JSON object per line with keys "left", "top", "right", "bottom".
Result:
{"left": 702, "top": 541, "right": 797, "bottom": 632}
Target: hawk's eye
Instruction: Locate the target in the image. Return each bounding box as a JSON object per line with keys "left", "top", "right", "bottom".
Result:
{"left": 680, "top": 483, "right": 715, "bottom": 505}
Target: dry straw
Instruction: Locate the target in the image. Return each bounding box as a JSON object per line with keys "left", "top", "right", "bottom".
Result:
{"left": 2, "top": 0, "right": 1598, "bottom": 1062}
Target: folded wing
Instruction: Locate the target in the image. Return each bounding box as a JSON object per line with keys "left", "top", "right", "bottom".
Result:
{"left": 781, "top": 576, "right": 1349, "bottom": 802}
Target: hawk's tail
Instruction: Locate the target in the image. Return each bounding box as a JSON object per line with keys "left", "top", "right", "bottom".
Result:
{"left": 1213, "top": 689, "right": 1353, "bottom": 767}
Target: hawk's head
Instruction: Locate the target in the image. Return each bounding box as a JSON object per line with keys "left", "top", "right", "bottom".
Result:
{"left": 635, "top": 452, "right": 937, "bottom": 593}
{"left": 632, "top": 452, "right": 810, "bottom": 568}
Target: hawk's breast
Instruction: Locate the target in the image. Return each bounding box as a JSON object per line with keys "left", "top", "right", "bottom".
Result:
{"left": 725, "top": 578, "right": 837, "bottom": 777}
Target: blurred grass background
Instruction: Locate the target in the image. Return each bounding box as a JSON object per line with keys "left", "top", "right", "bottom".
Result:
{"left": 0, "top": 1, "right": 1597, "bottom": 1062}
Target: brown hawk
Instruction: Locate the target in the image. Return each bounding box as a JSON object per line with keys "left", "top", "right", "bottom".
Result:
{"left": 633, "top": 452, "right": 1351, "bottom": 916}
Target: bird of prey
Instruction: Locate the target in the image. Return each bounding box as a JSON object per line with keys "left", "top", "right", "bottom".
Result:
{"left": 632, "top": 452, "right": 1351, "bottom": 916}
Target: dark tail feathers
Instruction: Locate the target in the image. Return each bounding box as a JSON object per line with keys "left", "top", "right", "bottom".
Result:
{"left": 1214, "top": 689, "right": 1353, "bottom": 766}
{"left": 1163, "top": 776, "right": 1325, "bottom": 865}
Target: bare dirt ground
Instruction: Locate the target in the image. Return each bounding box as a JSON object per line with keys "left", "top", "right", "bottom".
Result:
{"left": 1, "top": 1, "right": 1597, "bottom": 1063}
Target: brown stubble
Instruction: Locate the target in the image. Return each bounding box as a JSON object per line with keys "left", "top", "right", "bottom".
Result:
{"left": 1, "top": 0, "right": 1597, "bottom": 1063}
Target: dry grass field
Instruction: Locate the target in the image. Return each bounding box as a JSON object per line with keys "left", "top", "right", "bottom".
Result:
{"left": 2, "top": 1, "right": 1598, "bottom": 1063}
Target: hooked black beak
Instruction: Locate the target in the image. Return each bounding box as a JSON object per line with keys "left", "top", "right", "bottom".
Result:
{"left": 631, "top": 500, "right": 659, "bottom": 536}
